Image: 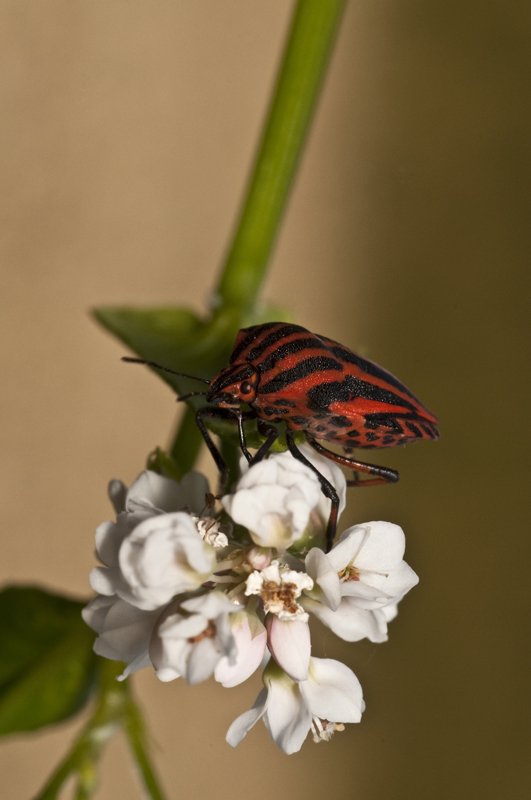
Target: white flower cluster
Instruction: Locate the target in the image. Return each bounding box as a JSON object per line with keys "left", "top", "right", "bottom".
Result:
{"left": 83, "top": 446, "right": 418, "bottom": 754}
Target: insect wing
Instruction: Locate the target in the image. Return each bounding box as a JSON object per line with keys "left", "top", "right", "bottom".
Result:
{"left": 317, "top": 335, "right": 439, "bottom": 445}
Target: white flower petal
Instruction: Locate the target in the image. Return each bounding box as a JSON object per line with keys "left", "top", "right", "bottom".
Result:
{"left": 343, "top": 521, "right": 406, "bottom": 571}
{"left": 360, "top": 559, "right": 419, "bottom": 602}
{"left": 186, "top": 637, "right": 222, "bottom": 684}
{"left": 263, "top": 670, "right": 312, "bottom": 754}
{"left": 215, "top": 615, "right": 267, "bottom": 688}
{"left": 221, "top": 451, "right": 324, "bottom": 549}
{"left": 83, "top": 595, "right": 161, "bottom": 678}
{"left": 267, "top": 616, "right": 311, "bottom": 682}
{"left": 226, "top": 688, "right": 268, "bottom": 748}
{"left": 304, "top": 547, "right": 341, "bottom": 610}
{"left": 181, "top": 592, "right": 237, "bottom": 618}
{"left": 95, "top": 520, "right": 126, "bottom": 568}
{"left": 339, "top": 579, "right": 393, "bottom": 608}
{"left": 119, "top": 651, "right": 153, "bottom": 680}
{"left": 89, "top": 566, "right": 122, "bottom": 597}
{"left": 328, "top": 526, "right": 370, "bottom": 572}
{"left": 150, "top": 595, "right": 236, "bottom": 686}
{"left": 82, "top": 593, "right": 114, "bottom": 627}
{"left": 150, "top": 616, "right": 191, "bottom": 681}
{"left": 302, "top": 596, "right": 388, "bottom": 643}
{"left": 382, "top": 603, "right": 399, "bottom": 623}
{"left": 126, "top": 470, "right": 183, "bottom": 513}
{"left": 301, "top": 658, "right": 363, "bottom": 723}
{"left": 119, "top": 512, "right": 216, "bottom": 609}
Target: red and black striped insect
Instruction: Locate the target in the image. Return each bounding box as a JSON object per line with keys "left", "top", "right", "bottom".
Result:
{"left": 124, "top": 322, "right": 438, "bottom": 551}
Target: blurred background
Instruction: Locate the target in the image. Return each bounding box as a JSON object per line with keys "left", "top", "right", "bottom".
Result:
{"left": 1, "top": 1, "right": 530, "bottom": 798}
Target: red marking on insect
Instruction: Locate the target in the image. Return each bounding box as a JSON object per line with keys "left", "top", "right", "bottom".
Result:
{"left": 123, "top": 323, "right": 438, "bottom": 551}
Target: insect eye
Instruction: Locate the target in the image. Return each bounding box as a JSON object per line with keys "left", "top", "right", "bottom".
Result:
{"left": 240, "top": 381, "right": 252, "bottom": 396}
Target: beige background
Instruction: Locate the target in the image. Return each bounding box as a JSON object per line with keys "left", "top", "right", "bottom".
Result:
{"left": 1, "top": 1, "right": 530, "bottom": 798}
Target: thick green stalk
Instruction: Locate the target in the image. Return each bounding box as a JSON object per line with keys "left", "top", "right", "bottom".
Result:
{"left": 171, "top": 0, "right": 345, "bottom": 467}
{"left": 215, "top": 0, "right": 346, "bottom": 313}
{"left": 170, "top": 403, "right": 203, "bottom": 476}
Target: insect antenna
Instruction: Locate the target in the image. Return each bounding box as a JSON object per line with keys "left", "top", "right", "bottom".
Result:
{"left": 121, "top": 357, "right": 210, "bottom": 384}
{"left": 176, "top": 391, "right": 207, "bottom": 402}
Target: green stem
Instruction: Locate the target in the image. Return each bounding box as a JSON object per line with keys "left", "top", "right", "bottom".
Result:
{"left": 34, "top": 661, "right": 167, "bottom": 800}
{"left": 170, "top": 403, "right": 203, "bottom": 476}
{"left": 215, "top": 0, "right": 346, "bottom": 313}
{"left": 170, "top": 0, "right": 345, "bottom": 467}
{"left": 124, "top": 699, "right": 167, "bottom": 800}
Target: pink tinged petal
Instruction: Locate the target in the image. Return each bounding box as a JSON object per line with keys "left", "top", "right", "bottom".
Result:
{"left": 302, "top": 658, "right": 364, "bottom": 723}
{"left": 304, "top": 548, "right": 341, "bottom": 610}
{"left": 215, "top": 617, "right": 267, "bottom": 688}
{"left": 226, "top": 688, "right": 268, "bottom": 748}
{"left": 348, "top": 521, "right": 406, "bottom": 571}
{"left": 263, "top": 674, "right": 312, "bottom": 754}
{"left": 302, "top": 596, "right": 388, "bottom": 643}
{"left": 267, "top": 616, "right": 311, "bottom": 682}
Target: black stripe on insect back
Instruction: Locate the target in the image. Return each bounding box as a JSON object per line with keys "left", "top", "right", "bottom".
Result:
{"left": 245, "top": 324, "right": 309, "bottom": 362}
{"left": 260, "top": 356, "right": 343, "bottom": 394}
{"left": 228, "top": 322, "right": 279, "bottom": 364}
{"left": 362, "top": 413, "right": 405, "bottom": 431}
{"left": 324, "top": 342, "right": 421, "bottom": 403}
{"left": 258, "top": 337, "right": 325, "bottom": 372}
{"left": 306, "top": 375, "right": 418, "bottom": 412}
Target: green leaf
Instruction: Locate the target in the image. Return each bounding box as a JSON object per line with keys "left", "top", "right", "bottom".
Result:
{"left": 93, "top": 306, "right": 242, "bottom": 396}
{"left": 0, "top": 586, "right": 98, "bottom": 736}
{"left": 93, "top": 304, "right": 293, "bottom": 396}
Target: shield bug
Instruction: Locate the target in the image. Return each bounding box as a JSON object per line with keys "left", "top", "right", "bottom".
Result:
{"left": 124, "top": 322, "right": 438, "bottom": 550}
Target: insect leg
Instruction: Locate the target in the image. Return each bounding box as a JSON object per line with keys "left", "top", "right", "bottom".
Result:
{"left": 285, "top": 429, "right": 339, "bottom": 553}
{"left": 306, "top": 438, "right": 399, "bottom": 486}
{"left": 236, "top": 413, "right": 253, "bottom": 464}
{"left": 195, "top": 407, "right": 232, "bottom": 491}
{"left": 249, "top": 420, "right": 279, "bottom": 465}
